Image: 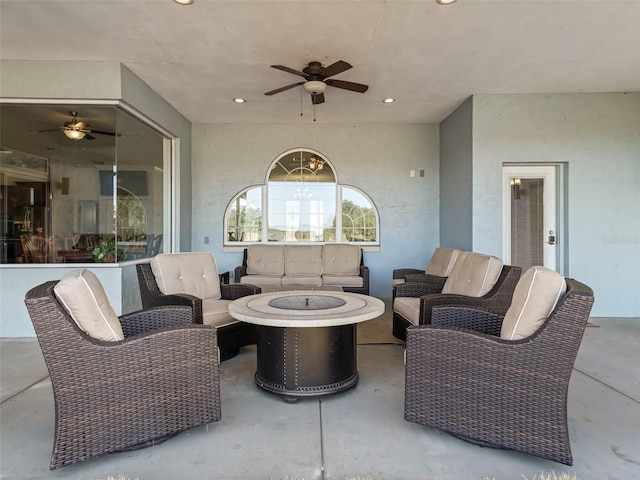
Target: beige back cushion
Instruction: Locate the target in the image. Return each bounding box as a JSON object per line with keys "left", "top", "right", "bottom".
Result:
{"left": 323, "top": 244, "right": 361, "bottom": 275}
{"left": 501, "top": 266, "right": 567, "bottom": 340}
{"left": 246, "top": 245, "right": 285, "bottom": 275}
{"left": 151, "top": 252, "right": 221, "bottom": 300}
{"left": 284, "top": 245, "right": 323, "bottom": 275}
{"left": 54, "top": 269, "right": 124, "bottom": 342}
{"left": 425, "top": 247, "right": 461, "bottom": 277}
{"left": 442, "top": 252, "right": 503, "bottom": 297}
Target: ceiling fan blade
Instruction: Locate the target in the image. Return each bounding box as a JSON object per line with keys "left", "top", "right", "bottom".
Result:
{"left": 32, "top": 128, "right": 62, "bottom": 133}
{"left": 325, "top": 79, "right": 369, "bottom": 93}
{"left": 311, "top": 92, "right": 325, "bottom": 105}
{"left": 271, "top": 65, "right": 308, "bottom": 78}
{"left": 321, "top": 60, "right": 352, "bottom": 78}
{"left": 89, "top": 129, "right": 120, "bottom": 137}
{"left": 83, "top": 133, "right": 97, "bottom": 140}
{"left": 265, "top": 82, "right": 305, "bottom": 96}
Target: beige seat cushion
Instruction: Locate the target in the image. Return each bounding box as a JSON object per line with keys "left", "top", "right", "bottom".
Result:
{"left": 284, "top": 245, "right": 323, "bottom": 275}
{"left": 151, "top": 252, "right": 221, "bottom": 300}
{"left": 442, "top": 252, "right": 503, "bottom": 297}
{"left": 202, "top": 298, "right": 236, "bottom": 328}
{"left": 322, "top": 274, "right": 364, "bottom": 288}
{"left": 239, "top": 274, "right": 283, "bottom": 287}
{"left": 393, "top": 297, "right": 421, "bottom": 326}
{"left": 54, "top": 269, "right": 124, "bottom": 342}
{"left": 426, "top": 247, "right": 461, "bottom": 277}
{"left": 246, "top": 245, "right": 285, "bottom": 275}
{"left": 501, "top": 266, "right": 567, "bottom": 340}
{"left": 322, "top": 244, "right": 361, "bottom": 275}
{"left": 281, "top": 275, "right": 323, "bottom": 287}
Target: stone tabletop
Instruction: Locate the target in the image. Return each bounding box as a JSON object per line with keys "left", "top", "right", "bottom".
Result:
{"left": 229, "top": 290, "right": 385, "bottom": 328}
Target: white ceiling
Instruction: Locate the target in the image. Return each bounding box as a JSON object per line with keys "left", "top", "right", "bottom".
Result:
{"left": 1, "top": 0, "right": 639, "bottom": 125}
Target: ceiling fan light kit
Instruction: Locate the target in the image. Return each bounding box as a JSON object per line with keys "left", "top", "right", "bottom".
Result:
{"left": 63, "top": 128, "right": 85, "bottom": 140}
{"left": 303, "top": 80, "right": 327, "bottom": 94}
{"left": 265, "top": 60, "right": 368, "bottom": 107}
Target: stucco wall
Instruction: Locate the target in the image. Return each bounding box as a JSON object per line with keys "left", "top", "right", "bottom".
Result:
{"left": 471, "top": 93, "right": 640, "bottom": 316}
{"left": 190, "top": 123, "right": 440, "bottom": 298}
{"left": 440, "top": 96, "right": 473, "bottom": 251}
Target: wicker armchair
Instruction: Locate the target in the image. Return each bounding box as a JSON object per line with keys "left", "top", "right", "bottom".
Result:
{"left": 391, "top": 247, "right": 461, "bottom": 299}
{"left": 137, "top": 259, "right": 260, "bottom": 360}
{"left": 404, "top": 277, "right": 594, "bottom": 465}
{"left": 392, "top": 264, "right": 521, "bottom": 341}
{"left": 25, "top": 281, "right": 221, "bottom": 470}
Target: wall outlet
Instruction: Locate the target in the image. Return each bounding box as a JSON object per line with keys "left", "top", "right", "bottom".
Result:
{"left": 410, "top": 170, "right": 416, "bottom": 178}
{"left": 420, "top": 169, "right": 425, "bottom": 177}
{"left": 204, "top": 236, "right": 209, "bottom": 244}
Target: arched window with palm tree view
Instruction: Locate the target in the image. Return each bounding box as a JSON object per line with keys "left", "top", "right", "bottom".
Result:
{"left": 224, "top": 148, "right": 379, "bottom": 246}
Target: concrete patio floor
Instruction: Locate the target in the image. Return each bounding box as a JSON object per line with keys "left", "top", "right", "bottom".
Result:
{"left": 1, "top": 305, "right": 639, "bottom": 480}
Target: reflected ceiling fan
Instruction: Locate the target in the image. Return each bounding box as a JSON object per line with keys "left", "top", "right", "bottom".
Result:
{"left": 265, "top": 60, "right": 368, "bottom": 105}
{"left": 31, "top": 111, "right": 119, "bottom": 141}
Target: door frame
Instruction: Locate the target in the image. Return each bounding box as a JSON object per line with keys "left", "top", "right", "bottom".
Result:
{"left": 502, "top": 164, "right": 565, "bottom": 273}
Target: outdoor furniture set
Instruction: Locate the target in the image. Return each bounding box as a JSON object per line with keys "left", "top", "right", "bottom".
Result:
{"left": 24, "top": 246, "right": 593, "bottom": 469}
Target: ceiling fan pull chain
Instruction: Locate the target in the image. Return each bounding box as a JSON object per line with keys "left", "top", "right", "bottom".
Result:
{"left": 313, "top": 102, "right": 317, "bottom": 122}
{"left": 300, "top": 88, "right": 303, "bottom": 117}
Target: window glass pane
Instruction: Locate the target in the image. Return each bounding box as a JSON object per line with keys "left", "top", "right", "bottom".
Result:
{"left": 268, "top": 150, "right": 336, "bottom": 242}
{"left": 342, "top": 187, "right": 378, "bottom": 243}
{"left": 226, "top": 186, "right": 262, "bottom": 242}
{"left": 0, "top": 104, "right": 168, "bottom": 263}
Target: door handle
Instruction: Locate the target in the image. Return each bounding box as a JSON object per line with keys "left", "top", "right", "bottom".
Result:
{"left": 547, "top": 230, "right": 556, "bottom": 245}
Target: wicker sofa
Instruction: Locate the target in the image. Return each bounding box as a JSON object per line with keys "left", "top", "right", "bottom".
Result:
{"left": 234, "top": 244, "right": 369, "bottom": 295}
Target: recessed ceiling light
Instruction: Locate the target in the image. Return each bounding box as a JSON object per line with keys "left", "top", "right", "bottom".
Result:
{"left": 233, "top": 98, "right": 246, "bottom": 103}
{"left": 383, "top": 98, "right": 395, "bottom": 104}
{"left": 436, "top": 0, "right": 457, "bottom": 4}
{"left": 173, "top": 0, "right": 194, "bottom": 5}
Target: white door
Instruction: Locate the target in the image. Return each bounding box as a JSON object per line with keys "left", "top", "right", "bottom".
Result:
{"left": 502, "top": 165, "right": 558, "bottom": 271}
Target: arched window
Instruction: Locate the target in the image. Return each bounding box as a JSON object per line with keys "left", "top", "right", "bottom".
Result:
{"left": 224, "top": 148, "right": 379, "bottom": 246}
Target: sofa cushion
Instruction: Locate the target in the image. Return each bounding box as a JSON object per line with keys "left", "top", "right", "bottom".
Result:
{"left": 202, "top": 298, "right": 236, "bottom": 328}
{"left": 284, "top": 245, "right": 323, "bottom": 275}
{"left": 239, "top": 274, "right": 283, "bottom": 287}
{"left": 322, "top": 244, "right": 361, "bottom": 275}
{"left": 151, "top": 252, "right": 221, "bottom": 300}
{"left": 281, "top": 275, "right": 323, "bottom": 287}
{"left": 393, "top": 297, "right": 420, "bottom": 326}
{"left": 246, "top": 245, "right": 285, "bottom": 275}
{"left": 425, "top": 247, "right": 461, "bottom": 277}
{"left": 322, "top": 274, "right": 364, "bottom": 288}
{"left": 501, "top": 266, "right": 567, "bottom": 341}
{"left": 442, "top": 252, "right": 503, "bottom": 297}
{"left": 54, "top": 269, "right": 124, "bottom": 342}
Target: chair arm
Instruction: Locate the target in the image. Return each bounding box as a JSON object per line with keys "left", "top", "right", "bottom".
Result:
{"left": 234, "top": 265, "right": 248, "bottom": 282}
{"left": 431, "top": 306, "right": 504, "bottom": 336}
{"left": 221, "top": 283, "right": 261, "bottom": 300}
{"left": 419, "top": 293, "right": 508, "bottom": 325}
{"left": 393, "top": 268, "right": 423, "bottom": 280}
{"left": 120, "top": 305, "right": 195, "bottom": 337}
{"left": 404, "top": 273, "right": 447, "bottom": 286}
{"left": 395, "top": 281, "right": 445, "bottom": 298}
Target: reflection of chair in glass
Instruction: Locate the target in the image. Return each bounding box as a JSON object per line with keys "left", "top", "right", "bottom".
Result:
{"left": 404, "top": 267, "right": 594, "bottom": 465}
{"left": 147, "top": 233, "right": 163, "bottom": 257}
{"left": 24, "top": 270, "right": 221, "bottom": 469}
{"left": 21, "top": 235, "right": 48, "bottom": 263}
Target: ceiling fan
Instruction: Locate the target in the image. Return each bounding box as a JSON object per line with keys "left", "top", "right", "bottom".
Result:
{"left": 265, "top": 60, "right": 369, "bottom": 105}
{"left": 31, "top": 111, "right": 119, "bottom": 141}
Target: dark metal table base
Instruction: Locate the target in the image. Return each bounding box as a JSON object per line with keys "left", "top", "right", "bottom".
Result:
{"left": 254, "top": 324, "right": 358, "bottom": 402}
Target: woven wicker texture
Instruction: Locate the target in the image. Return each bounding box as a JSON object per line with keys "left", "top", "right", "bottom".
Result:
{"left": 24, "top": 281, "right": 221, "bottom": 470}
{"left": 392, "top": 265, "right": 522, "bottom": 341}
{"left": 137, "top": 262, "right": 259, "bottom": 358}
{"left": 404, "top": 278, "right": 594, "bottom": 465}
